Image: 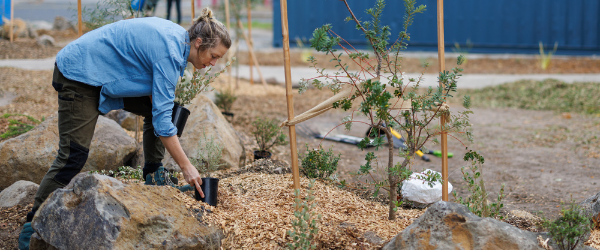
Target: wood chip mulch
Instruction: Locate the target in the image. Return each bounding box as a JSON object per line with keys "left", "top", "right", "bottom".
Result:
{"left": 175, "top": 172, "right": 423, "bottom": 249}
{"left": 0, "top": 204, "right": 32, "bottom": 250}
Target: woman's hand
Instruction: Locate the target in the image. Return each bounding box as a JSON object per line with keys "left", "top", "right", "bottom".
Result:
{"left": 159, "top": 135, "right": 204, "bottom": 198}
{"left": 181, "top": 163, "right": 204, "bottom": 198}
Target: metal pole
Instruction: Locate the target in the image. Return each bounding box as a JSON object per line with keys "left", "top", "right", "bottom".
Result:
{"left": 77, "top": 0, "right": 82, "bottom": 37}
{"left": 437, "top": 0, "right": 448, "bottom": 201}
{"left": 280, "top": 0, "right": 300, "bottom": 190}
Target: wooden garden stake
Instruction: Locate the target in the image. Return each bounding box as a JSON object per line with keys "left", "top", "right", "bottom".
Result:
{"left": 237, "top": 20, "right": 266, "bottom": 85}
{"left": 191, "top": 0, "right": 195, "bottom": 71}
{"left": 437, "top": 0, "right": 449, "bottom": 201}
{"left": 191, "top": 0, "right": 195, "bottom": 23}
{"left": 224, "top": 0, "right": 230, "bottom": 30}
{"left": 77, "top": 0, "right": 82, "bottom": 37}
{"left": 279, "top": 0, "right": 300, "bottom": 190}
{"left": 247, "top": 0, "right": 253, "bottom": 84}
{"left": 10, "top": 0, "right": 14, "bottom": 42}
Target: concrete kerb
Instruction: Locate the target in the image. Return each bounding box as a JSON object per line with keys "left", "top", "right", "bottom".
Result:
{"left": 1, "top": 57, "right": 599, "bottom": 90}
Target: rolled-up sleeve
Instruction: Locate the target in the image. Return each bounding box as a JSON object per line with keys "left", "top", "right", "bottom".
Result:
{"left": 151, "top": 57, "right": 181, "bottom": 137}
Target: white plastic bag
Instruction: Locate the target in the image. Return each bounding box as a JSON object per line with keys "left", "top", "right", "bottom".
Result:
{"left": 401, "top": 169, "right": 452, "bottom": 204}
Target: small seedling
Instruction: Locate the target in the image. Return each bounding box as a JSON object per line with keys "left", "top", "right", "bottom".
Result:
{"left": 190, "top": 131, "right": 224, "bottom": 177}
{"left": 539, "top": 41, "right": 558, "bottom": 70}
{"left": 287, "top": 179, "right": 321, "bottom": 250}
{"left": 252, "top": 117, "right": 288, "bottom": 153}
{"left": 175, "top": 58, "right": 235, "bottom": 107}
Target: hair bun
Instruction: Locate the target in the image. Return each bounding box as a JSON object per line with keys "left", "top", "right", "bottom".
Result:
{"left": 201, "top": 7, "right": 213, "bottom": 20}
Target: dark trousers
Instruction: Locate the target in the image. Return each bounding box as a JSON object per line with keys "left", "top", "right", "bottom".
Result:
{"left": 166, "top": 0, "right": 181, "bottom": 24}
{"left": 31, "top": 65, "right": 166, "bottom": 214}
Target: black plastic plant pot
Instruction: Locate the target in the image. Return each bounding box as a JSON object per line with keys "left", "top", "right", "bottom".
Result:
{"left": 172, "top": 102, "right": 190, "bottom": 137}
{"left": 221, "top": 111, "right": 234, "bottom": 118}
{"left": 253, "top": 150, "right": 272, "bottom": 161}
{"left": 195, "top": 177, "right": 219, "bottom": 206}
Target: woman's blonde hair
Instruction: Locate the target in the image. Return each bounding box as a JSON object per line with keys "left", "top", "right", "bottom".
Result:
{"left": 188, "top": 7, "right": 231, "bottom": 52}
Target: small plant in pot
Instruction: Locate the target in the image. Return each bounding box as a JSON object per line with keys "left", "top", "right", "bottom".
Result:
{"left": 251, "top": 117, "right": 288, "bottom": 160}
{"left": 190, "top": 131, "right": 225, "bottom": 206}
{"left": 173, "top": 59, "right": 234, "bottom": 137}
{"left": 214, "top": 87, "right": 237, "bottom": 119}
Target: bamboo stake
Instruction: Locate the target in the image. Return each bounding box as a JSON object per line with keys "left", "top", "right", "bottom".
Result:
{"left": 237, "top": 19, "right": 266, "bottom": 85}
{"left": 191, "top": 0, "right": 195, "bottom": 21}
{"left": 223, "top": 0, "right": 235, "bottom": 89}
{"left": 280, "top": 0, "right": 300, "bottom": 191}
{"left": 224, "top": 0, "right": 230, "bottom": 30}
{"left": 247, "top": 0, "right": 253, "bottom": 84}
{"left": 437, "top": 0, "right": 448, "bottom": 202}
{"left": 77, "top": 0, "right": 82, "bottom": 37}
{"left": 9, "top": 0, "right": 14, "bottom": 42}
{"left": 191, "top": 0, "right": 195, "bottom": 72}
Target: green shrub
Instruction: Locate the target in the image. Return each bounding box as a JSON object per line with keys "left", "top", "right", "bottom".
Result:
{"left": 452, "top": 150, "right": 505, "bottom": 219}
{"left": 175, "top": 59, "right": 234, "bottom": 107}
{"left": 215, "top": 88, "right": 237, "bottom": 113}
{"left": 300, "top": 145, "right": 340, "bottom": 180}
{"left": 91, "top": 166, "right": 144, "bottom": 181}
{"left": 287, "top": 179, "right": 321, "bottom": 250}
{"left": 544, "top": 203, "right": 591, "bottom": 250}
{"left": 251, "top": 117, "right": 288, "bottom": 152}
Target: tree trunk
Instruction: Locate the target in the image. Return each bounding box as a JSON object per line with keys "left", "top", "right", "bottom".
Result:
{"left": 384, "top": 127, "right": 397, "bottom": 220}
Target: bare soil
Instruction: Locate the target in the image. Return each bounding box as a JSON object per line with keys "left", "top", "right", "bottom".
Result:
{"left": 1, "top": 37, "right": 600, "bottom": 249}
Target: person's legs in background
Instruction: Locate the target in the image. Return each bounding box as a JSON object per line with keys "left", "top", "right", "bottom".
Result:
{"left": 166, "top": 0, "right": 174, "bottom": 22}
{"left": 175, "top": 0, "right": 181, "bottom": 24}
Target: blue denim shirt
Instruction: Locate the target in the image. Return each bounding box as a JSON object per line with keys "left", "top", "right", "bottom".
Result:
{"left": 56, "top": 17, "right": 190, "bottom": 137}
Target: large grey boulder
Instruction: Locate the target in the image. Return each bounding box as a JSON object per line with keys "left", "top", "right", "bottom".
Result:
{"left": 579, "top": 191, "right": 600, "bottom": 218}
{"left": 165, "top": 95, "right": 244, "bottom": 171}
{"left": 36, "top": 34, "right": 55, "bottom": 47}
{"left": 383, "top": 201, "right": 594, "bottom": 250}
{"left": 0, "top": 180, "right": 39, "bottom": 207}
{"left": 30, "top": 173, "right": 223, "bottom": 249}
{"left": 0, "top": 113, "right": 137, "bottom": 190}
{"left": 52, "top": 16, "right": 75, "bottom": 31}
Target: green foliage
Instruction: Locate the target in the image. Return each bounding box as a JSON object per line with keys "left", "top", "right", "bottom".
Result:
{"left": 72, "top": 0, "right": 143, "bottom": 31}
{"left": 251, "top": 117, "right": 288, "bottom": 152}
{"left": 452, "top": 150, "right": 505, "bottom": 219}
{"left": 175, "top": 58, "right": 235, "bottom": 106}
{"left": 457, "top": 79, "right": 600, "bottom": 115}
{"left": 539, "top": 41, "right": 558, "bottom": 70}
{"left": 0, "top": 114, "right": 42, "bottom": 140}
{"left": 300, "top": 145, "right": 341, "bottom": 180}
{"left": 215, "top": 87, "right": 238, "bottom": 112}
{"left": 190, "top": 131, "right": 224, "bottom": 177}
{"left": 543, "top": 203, "right": 591, "bottom": 250}
{"left": 287, "top": 180, "right": 321, "bottom": 250}
{"left": 91, "top": 166, "right": 144, "bottom": 181}
{"left": 414, "top": 169, "right": 442, "bottom": 188}
{"left": 451, "top": 39, "right": 472, "bottom": 65}
{"left": 299, "top": 0, "right": 474, "bottom": 220}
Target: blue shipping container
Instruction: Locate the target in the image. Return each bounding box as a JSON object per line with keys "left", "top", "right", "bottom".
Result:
{"left": 0, "top": 0, "right": 10, "bottom": 26}
{"left": 273, "top": 0, "right": 600, "bottom": 55}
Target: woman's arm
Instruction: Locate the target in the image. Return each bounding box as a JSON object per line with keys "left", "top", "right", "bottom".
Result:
{"left": 160, "top": 135, "right": 204, "bottom": 198}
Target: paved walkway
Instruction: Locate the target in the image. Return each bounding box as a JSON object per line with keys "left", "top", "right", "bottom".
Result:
{"left": 1, "top": 58, "right": 599, "bottom": 89}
